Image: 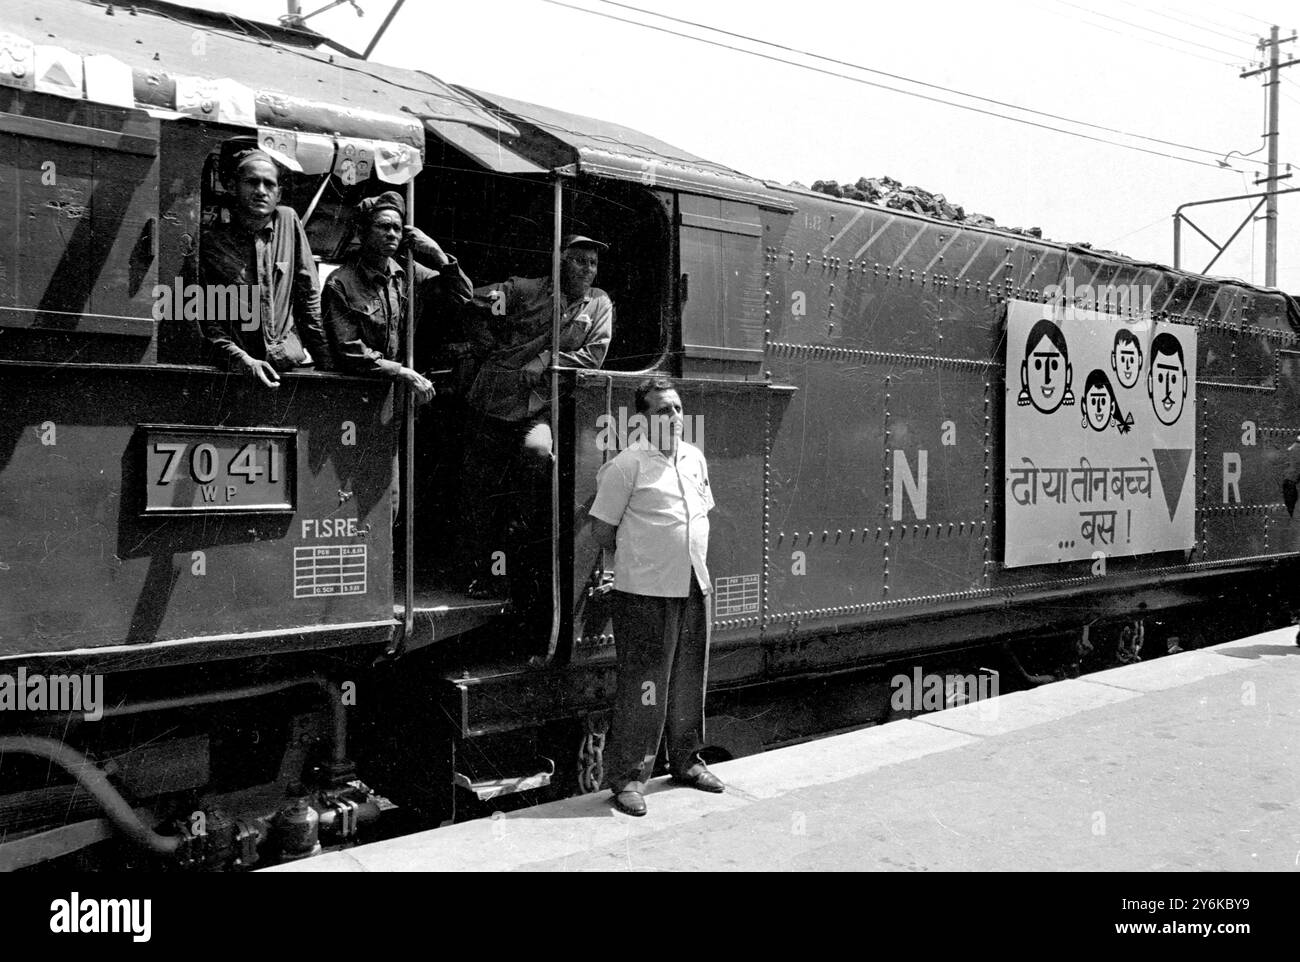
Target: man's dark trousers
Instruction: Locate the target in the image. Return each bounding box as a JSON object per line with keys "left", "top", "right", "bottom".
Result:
{"left": 604, "top": 576, "right": 710, "bottom": 791}
{"left": 453, "top": 411, "right": 551, "bottom": 577}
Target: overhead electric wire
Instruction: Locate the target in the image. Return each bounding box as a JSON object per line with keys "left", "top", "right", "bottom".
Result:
{"left": 1165, "top": 6, "right": 1265, "bottom": 41}
{"left": 1101, "top": 214, "right": 1172, "bottom": 248}
{"left": 592, "top": 0, "right": 1267, "bottom": 168}
{"left": 1118, "top": 0, "right": 1258, "bottom": 43}
{"left": 1049, "top": 0, "right": 1251, "bottom": 60}
{"left": 553, "top": 1, "right": 1255, "bottom": 172}
{"left": 1042, "top": 7, "right": 1239, "bottom": 66}
{"left": 1118, "top": 0, "right": 1258, "bottom": 42}
{"left": 1221, "top": 7, "right": 1278, "bottom": 30}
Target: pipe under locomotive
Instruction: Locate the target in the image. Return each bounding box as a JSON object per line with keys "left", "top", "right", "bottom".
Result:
{"left": 2, "top": 1, "right": 1299, "bottom": 869}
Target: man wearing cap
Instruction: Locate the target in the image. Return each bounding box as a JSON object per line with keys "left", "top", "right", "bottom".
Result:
{"left": 323, "top": 191, "right": 473, "bottom": 518}
{"left": 456, "top": 235, "right": 614, "bottom": 593}
{"left": 322, "top": 191, "right": 472, "bottom": 395}
{"left": 201, "top": 148, "right": 330, "bottom": 388}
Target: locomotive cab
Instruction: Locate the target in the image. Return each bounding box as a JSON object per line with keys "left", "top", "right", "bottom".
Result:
{"left": 161, "top": 124, "right": 678, "bottom": 661}
{"left": 398, "top": 157, "right": 675, "bottom": 657}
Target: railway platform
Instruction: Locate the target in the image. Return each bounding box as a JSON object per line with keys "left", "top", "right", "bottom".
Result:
{"left": 270, "top": 628, "right": 1300, "bottom": 872}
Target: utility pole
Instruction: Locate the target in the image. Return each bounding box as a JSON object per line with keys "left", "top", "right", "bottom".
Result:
{"left": 1241, "top": 26, "right": 1298, "bottom": 288}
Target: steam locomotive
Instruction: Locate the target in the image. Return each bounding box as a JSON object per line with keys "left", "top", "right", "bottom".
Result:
{"left": 2, "top": 0, "right": 1297, "bottom": 870}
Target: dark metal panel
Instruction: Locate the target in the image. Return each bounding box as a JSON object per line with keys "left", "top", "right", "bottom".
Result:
{"left": 14, "top": 134, "right": 95, "bottom": 317}
{"left": 89, "top": 138, "right": 159, "bottom": 321}
{"left": 1201, "top": 513, "right": 1269, "bottom": 562}
{"left": 682, "top": 380, "right": 766, "bottom": 652}
{"left": 1233, "top": 316, "right": 1288, "bottom": 388}
{"left": 0, "top": 364, "right": 396, "bottom": 656}
{"left": 885, "top": 361, "right": 992, "bottom": 602}
{"left": 1196, "top": 315, "right": 1242, "bottom": 382}
{"left": 155, "top": 118, "right": 215, "bottom": 364}
{"left": 887, "top": 524, "right": 988, "bottom": 605}
{"left": 765, "top": 191, "right": 1038, "bottom": 363}
{"left": 765, "top": 347, "right": 888, "bottom": 625}
{"left": 1258, "top": 351, "right": 1300, "bottom": 563}
{"left": 1197, "top": 380, "right": 1288, "bottom": 562}
{"left": 0, "top": 94, "right": 160, "bottom": 348}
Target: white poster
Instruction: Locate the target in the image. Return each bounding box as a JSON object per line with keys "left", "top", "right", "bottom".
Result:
{"left": 1004, "top": 299, "right": 1197, "bottom": 568}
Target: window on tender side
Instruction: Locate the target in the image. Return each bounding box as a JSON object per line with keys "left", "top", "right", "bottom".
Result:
{"left": 678, "top": 196, "right": 765, "bottom": 378}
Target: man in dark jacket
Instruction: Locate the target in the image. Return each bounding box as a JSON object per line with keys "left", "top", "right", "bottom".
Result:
{"left": 200, "top": 149, "right": 330, "bottom": 387}
{"left": 322, "top": 190, "right": 472, "bottom": 395}
{"left": 322, "top": 190, "right": 473, "bottom": 516}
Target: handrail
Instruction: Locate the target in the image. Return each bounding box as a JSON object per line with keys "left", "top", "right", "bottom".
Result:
{"left": 402, "top": 179, "right": 416, "bottom": 646}
{"left": 545, "top": 175, "right": 564, "bottom": 665}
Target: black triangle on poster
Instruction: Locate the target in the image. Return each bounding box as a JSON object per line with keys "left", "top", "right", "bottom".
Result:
{"left": 1152, "top": 448, "right": 1193, "bottom": 522}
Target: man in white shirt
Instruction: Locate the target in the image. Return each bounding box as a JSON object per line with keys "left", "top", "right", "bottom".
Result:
{"left": 589, "top": 377, "right": 724, "bottom": 816}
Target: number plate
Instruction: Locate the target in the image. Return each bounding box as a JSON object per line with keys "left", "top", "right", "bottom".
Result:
{"left": 141, "top": 425, "right": 297, "bottom": 515}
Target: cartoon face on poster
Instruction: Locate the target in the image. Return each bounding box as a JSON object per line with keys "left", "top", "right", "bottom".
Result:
{"left": 1004, "top": 300, "right": 1196, "bottom": 567}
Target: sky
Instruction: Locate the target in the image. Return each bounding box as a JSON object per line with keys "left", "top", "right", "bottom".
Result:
{"left": 194, "top": 0, "right": 1299, "bottom": 290}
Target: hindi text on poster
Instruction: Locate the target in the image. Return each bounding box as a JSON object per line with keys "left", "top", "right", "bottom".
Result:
{"left": 1004, "top": 300, "right": 1196, "bottom": 567}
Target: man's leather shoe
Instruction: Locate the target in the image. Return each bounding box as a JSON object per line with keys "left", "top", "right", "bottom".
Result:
{"left": 672, "top": 764, "right": 725, "bottom": 793}
{"left": 611, "top": 789, "right": 646, "bottom": 816}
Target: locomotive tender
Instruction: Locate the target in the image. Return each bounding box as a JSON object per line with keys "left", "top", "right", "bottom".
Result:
{"left": 2, "top": 1, "right": 1298, "bottom": 869}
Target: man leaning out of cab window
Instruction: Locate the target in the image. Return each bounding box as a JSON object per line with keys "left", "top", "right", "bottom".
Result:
{"left": 322, "top": 190, "right": 473, "bottom": 401}
{"left": 200, "top": 148, "right": 331, "bottom": 389}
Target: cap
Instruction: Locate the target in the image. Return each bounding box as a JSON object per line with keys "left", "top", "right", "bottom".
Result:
{"left": 356, "top": 190, "right": 406, "bottom": 223}
{"left": 561, "top": 234, "right": 608, "bottom": 252}
{"left": 230, "top": 148, "right": 277, "bottom": 174}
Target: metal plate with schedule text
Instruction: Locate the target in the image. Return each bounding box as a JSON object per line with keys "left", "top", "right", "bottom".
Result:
{"left": 141, "top": 424, "right": 297, "bottom": 515}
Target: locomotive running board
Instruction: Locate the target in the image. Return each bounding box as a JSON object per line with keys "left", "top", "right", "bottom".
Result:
{"left": 452, "top": 756, "right": 556, "bottom": 802}
{"left": 393, "top": 588, "right": 511, "bottom": 655}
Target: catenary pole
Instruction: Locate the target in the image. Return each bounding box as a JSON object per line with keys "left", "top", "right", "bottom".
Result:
{"left": 1241, "top": 26, "right": 1298, "bottom": 287}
